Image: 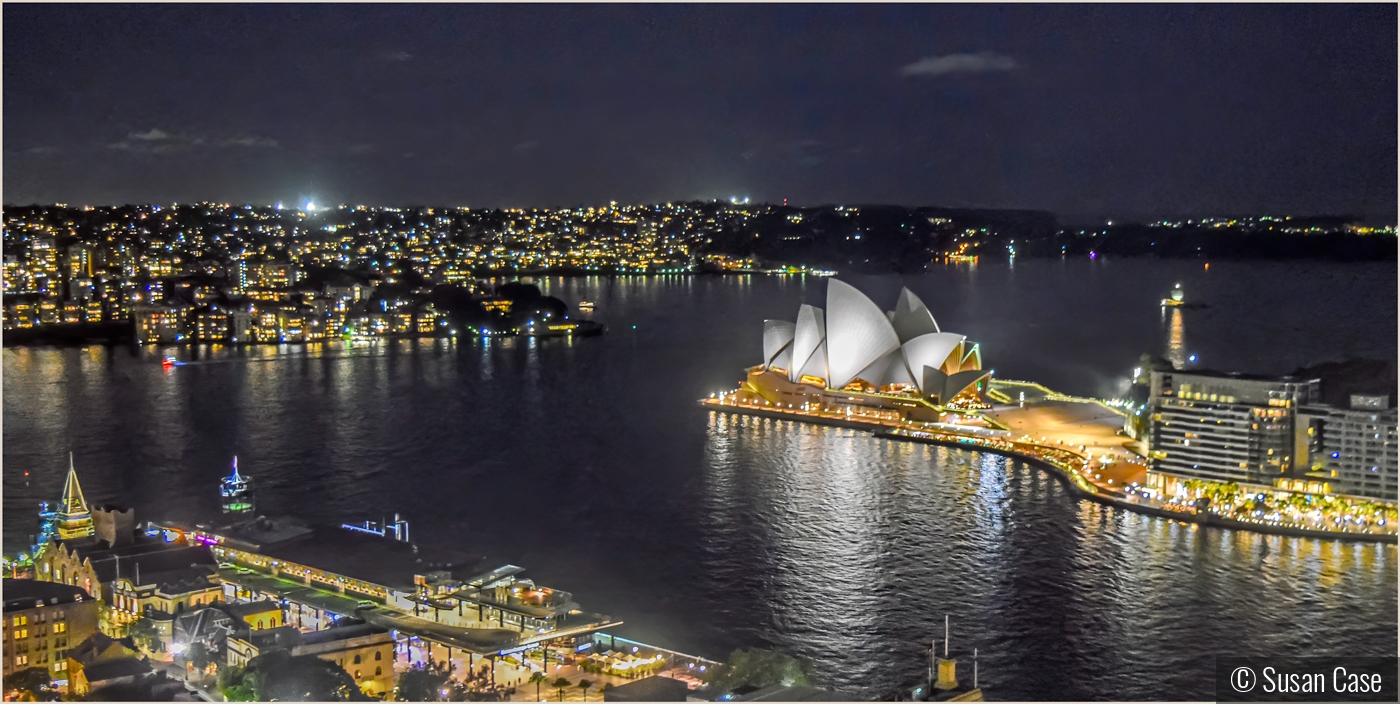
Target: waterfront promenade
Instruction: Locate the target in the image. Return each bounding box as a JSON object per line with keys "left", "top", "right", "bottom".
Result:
{"left": 701, "top": 380, "right": 1397, "bottom": 544}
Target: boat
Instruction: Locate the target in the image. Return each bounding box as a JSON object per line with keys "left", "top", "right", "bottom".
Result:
{"left": 577, "top": 300, "right": 595, "bottom": 312}
{"left": 1160, "top": 283, "right": 1209, "bottom": 309}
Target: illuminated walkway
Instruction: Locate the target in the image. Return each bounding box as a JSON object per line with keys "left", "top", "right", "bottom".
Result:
{"left": 700, "top": 385, "right": 1396, "bottom": 544}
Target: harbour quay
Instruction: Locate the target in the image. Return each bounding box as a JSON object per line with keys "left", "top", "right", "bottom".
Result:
{"left": 7, "top": 460, "right": 720, "bottom": 701}
{"left": 703, "top": 278, "right": 1396, "bottom": 544}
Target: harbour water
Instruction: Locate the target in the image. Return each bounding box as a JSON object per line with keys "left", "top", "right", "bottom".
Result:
{"left": 4, "top": 259, "right": 1396, "bottom": 699}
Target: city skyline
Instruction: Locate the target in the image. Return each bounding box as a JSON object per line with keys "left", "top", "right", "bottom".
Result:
{"left": 4, "top": 3, "right": 1396, "bottom": 220}
{"left": 2, "top": 3, "right": 1397, "bottom": 701}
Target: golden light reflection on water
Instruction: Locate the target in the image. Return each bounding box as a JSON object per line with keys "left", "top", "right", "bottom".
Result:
{"left": 1166, "top": 307, "right": 1187, "bottom": 369}
{"left": 703, "top": 413, "right": 886, "bottom": 651}
{"left": 705, "top": 411, "right": 1396, "bottom": 621}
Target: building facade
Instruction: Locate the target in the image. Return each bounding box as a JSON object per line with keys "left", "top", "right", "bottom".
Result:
{"left": 1147, "top": 370, "right": 1320, "bottom": 485}
{"left": 227, "top": 622, "right": 395, "bottom": 697}
{"left": 1304, "top": 395, "right": 1399, "bottom": 501}
{"left": 2, "top": 579, "right": 100, "bottom": 683}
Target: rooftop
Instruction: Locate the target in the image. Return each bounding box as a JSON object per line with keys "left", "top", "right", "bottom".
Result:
{"left": 1154, "top": 368, "right": 1321, "bottom": 385}
{"left": 252, "top": 524, "right": 476, "bottom": 593}
{"left": 731, "top": 684, "right": 854, "bottom": 701}
{"left": 236, "top": 625, "right": 302, "bottom": 650}
{"left": 201, "top": 515, "right": 315, "bottom": 551}
{"left": 297, "top": 621, "right": 390, "bottom": 648}
{"left": 81, "top": 657, "right": 154, "bottom": 684}
{"left": 53, "top": 533, "right": 218, "bottom": 585}
{"left": 129, "top": 565, "right": 217, "bottom": 594}
{"left": 218, "top": 599, "right": 282, "bottom": 621}
{"left": 602, "top": 675, "right": 690, "bottom": 702}
{"left": 1292, "top": 358, "right": 1398, "bottom": 407}
{"left": 2, "top": 578, "right": 93, "bottom": 612}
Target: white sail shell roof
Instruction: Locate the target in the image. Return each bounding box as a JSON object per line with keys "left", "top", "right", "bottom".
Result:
{"left": 891, "top": 288, "right": 940, "bottom": 342}
{"left": 763, "top": 320, "right": 796, "bottom": 369}
{"left": 789, "top": 304, "right": 827, "bottom": 383}
{"left": 825, "top": 279, "right": 903, "bottom": 390}
{"left": 880, "top": 351, "right": 918, "bottom": 387}
{"left": 852, "top": 354, "right": 894, "bottom": 387}
{"left": 901, "top": 332, "right": 967, "bottom": 387}
{"left": 770, "top": 344, "right": 793, "bottom": 373}
{"left": 797, "top": 341, "right": 828, "bottom": 382}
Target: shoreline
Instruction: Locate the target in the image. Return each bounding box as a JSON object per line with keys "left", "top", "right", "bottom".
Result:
{"left": 702, "top": 401, "right": 1397, "bottom": 545}
{"left": 2, "top": 323, "right": 604, "bottom": 349}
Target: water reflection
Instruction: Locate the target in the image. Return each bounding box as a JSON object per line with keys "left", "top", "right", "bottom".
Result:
{"left": 4, "top": 266, "right": 1395, "bottom": 700}
{"left": 1166, "top": 307, "right": 1187, "bottom": 370}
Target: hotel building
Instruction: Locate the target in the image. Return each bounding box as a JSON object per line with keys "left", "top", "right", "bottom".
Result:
{"left": 1147, "top": 370, "right": 1320, "bottom": 485}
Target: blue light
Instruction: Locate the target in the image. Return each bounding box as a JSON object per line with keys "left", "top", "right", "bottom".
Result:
{"left": 1332, "top": 452, "right": 1340, "bottom": 458}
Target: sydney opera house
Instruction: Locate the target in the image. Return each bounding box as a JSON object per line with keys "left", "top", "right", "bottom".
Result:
{"left": 734, "top": 279, "right": 990, "bottom": 423}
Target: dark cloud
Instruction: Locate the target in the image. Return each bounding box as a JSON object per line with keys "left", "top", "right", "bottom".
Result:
{"left": 128, "top": 128, "right": 172, "bottom": 141}
{"left": 221, "top": 136, "right": 279, "bottom": 148}
{"left": 108, "top": 129, "right": 275, "bottom": 153}
{"left": 900, "top": 52, "right": 1017, "bottom": 77}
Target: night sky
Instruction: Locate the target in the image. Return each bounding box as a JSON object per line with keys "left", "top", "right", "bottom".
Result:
{"left": 4, "top": 3, "right": 1395, "bottom": 220}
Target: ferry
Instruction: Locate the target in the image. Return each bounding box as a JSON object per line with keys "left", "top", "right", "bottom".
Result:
{"left": 1161, "top": 283, "right": 1186, "bottom": 307}
{"left": 1161, "top": 283, "right": 1208, "bottom": 309}
{"left": 577, "top": 300, "right": 596, "bottom": 312}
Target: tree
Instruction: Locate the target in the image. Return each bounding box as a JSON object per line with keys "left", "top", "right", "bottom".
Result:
{"left": 5, "top": 666, "right": 57, "bottom": 701}
{"left": 185, "top": 641, "right": 215, "bottom": 678}
{"left": 218, "top": 664, "right": 256, "bottom": 702}
{"left": 529, "top": 672, "right": 548, "bottom": 700}
{"left": 240, "top": 650, "right": 371, "bottom": 701}
{"left": 394, "top": 662, "right": 451, "bottom": 702}
{"left": 126, "top": 617, "right": 161, "bottom": 655}
{"left": 577, "top": 679, "right": 592, "bottom": 702}
{"left": 703, "top": 648, "right": 811, "bottom": 698}
{"left": 552, "top": 677, "right": 571, "bottom": 701}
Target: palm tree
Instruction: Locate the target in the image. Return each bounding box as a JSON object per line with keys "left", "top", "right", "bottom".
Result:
{"left": 530, "top": 672, "right": 548, "bottom": 700}
{"left": 577, "top": 679, "right": 593, "bottom": 702}
{"left": 553, "top": 676, "right": 571, "bottom": 701}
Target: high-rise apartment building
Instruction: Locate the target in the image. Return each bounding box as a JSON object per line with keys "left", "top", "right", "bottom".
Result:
{"left": 1147, "top": 370, "right": 1320, "bottom": 485}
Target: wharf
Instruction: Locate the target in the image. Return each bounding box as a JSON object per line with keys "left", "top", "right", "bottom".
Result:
{"left": 701, "top": 395, "right": 1397, "bottom": 545}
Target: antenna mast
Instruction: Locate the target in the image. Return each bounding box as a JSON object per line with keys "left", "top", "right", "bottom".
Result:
{"left": 944, "top": 614, "right": 949, "bottom": 658}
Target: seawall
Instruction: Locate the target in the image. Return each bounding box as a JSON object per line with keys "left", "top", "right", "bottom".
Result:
{"left": 703, "top": 402, "right": 1397, "bottom": 545}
